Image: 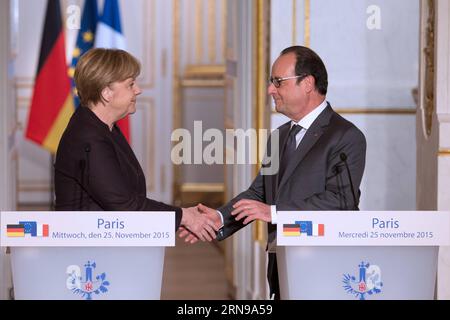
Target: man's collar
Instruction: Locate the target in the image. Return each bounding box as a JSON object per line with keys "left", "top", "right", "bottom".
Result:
{"left": 291, "top": 99, "right": 328, "bottom": 129}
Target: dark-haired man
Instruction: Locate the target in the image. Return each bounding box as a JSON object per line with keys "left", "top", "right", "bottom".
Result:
{"left": 185, "top": 46, "right": 367, "bottom": 300}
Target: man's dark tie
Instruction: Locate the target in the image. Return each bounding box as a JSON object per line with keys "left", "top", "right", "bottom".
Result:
{"left": 278, "top": 124, "right": 302, "bottom": 183}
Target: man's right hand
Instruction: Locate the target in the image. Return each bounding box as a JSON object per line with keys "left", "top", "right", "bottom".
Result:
{"left": 178, "top": 204, "right": 223, "bottom": 244}
{"left": 197, "top": 203, "right": 223, "bottom": 229}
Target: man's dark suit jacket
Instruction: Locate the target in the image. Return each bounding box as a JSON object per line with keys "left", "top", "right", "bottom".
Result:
{"left": 217, "top": 103, "right": 367, "bottom": 287}
{"left": 54, "top": 107, "right": 182, "bottom": 229}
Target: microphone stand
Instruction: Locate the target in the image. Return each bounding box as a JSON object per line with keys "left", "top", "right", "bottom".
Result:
{"left": 340, "top": 153, "right": 359, "bottom": 210}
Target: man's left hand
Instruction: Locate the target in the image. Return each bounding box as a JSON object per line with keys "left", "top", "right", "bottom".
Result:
{"left": 231, "top": 199, "right": 271, "bottom": 224}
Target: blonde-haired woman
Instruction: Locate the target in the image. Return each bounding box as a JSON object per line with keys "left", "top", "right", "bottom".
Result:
{"left": 54, "top": 48, "right": 217, "bottom": 241}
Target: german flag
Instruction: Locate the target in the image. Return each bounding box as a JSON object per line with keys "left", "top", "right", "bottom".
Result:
{"left": 25, "top": 0, "right": 74, "bottom": 154}
{"left": 283, "top": 224, "right": 301, "bottom": 237}
{"left": 6, "top": 224, "right": 25, "bottom": 237}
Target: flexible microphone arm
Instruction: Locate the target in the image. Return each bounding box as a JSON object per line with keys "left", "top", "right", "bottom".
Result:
{"left": 78, "top": 143, "right": 91, "bottom": 210}
{"left": 340, "top": 152, "right": 359, "bottom": 210}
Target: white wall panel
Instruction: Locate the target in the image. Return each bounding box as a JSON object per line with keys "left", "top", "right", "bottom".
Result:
{"left": 311, "top": 0, "right": 419, "bottom": 108}
{"left": 271, "top": 0, "right": 419, "bottom": 210}
{"left": 270, "top": 0, "right": 294, "bottom": 63}
{"left": 346, "top": 114, "right": 416, "bottom": 210}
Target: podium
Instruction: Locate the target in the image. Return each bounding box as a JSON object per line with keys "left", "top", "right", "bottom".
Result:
{"left": 276, "top": 211, "right": 450, "bottom": 300}
{"left": 10, "top": 247, "right": 165, "bottom": 300}
{"left": 277, "top": 246, "right": 438, "bottom": 300}
{"left": 1, "top": 211, "right": 174, "bottom": 300}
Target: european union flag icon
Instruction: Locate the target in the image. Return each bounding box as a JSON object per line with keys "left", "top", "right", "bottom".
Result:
{"left": 19, "top": 221, "right": 37, "bottom": 237}
{"left": 295, "top": 221, "right": 312, "bottom": 236}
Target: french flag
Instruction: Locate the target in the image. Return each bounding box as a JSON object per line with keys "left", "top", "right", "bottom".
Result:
{"left": 95, "top": 0, "right": 130, "bottom": 142}
{"left": 313, "top": 224, "right": 325, "bottom": 237}
{"left": 95, "top": 0, "right": 126, "bottom": 49}
{"left": 37, "top": 223, "right": 50, "bottom": 237}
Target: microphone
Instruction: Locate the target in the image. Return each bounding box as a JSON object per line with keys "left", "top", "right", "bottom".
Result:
{"left": 78, "top": 143, "right": 91, "bottom": 210}
{"left": 84, "top": 143, "right": 91, "bottom": 187}
{"left": 340, "top": 152, "right": 359, "bottom": 210}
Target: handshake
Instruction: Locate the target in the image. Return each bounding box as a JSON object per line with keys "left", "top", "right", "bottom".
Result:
{"left": 178, "top": 199, "right": 272, "bottom": 244}
{"left": 179, "top": 204, "right": 222, "bottom": 244}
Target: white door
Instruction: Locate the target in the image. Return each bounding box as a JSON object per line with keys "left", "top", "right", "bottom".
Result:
{"left": 118, "top": 0, "right": 174, "bottom": 203}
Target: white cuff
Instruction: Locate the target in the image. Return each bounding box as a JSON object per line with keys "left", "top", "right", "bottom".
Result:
{"left": 270, "top": 205, "right": 277, "bottom": 224}
{"left": 216, "top": 210, "right": 224, "bottom": 228}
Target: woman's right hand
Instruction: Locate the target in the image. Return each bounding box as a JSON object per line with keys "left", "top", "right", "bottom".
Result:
{"left": 180, "top": 207, "right": 219, "bottom": 242}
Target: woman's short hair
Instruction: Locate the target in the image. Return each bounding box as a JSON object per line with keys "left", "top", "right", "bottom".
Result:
{"left": 74, "top": 48, "right": 141, "bottom": 107}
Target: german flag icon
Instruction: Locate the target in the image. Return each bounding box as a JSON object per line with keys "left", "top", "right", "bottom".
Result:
{"left": 6, "top": 224, "right": 25, "bottom": 237}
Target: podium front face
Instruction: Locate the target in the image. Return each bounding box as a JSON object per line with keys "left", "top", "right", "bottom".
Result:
{"left": 11, "top": 247, "right": 165, "bottom": 300}
{"left": 277, "top": 246, "right": 438, "bottom": 300}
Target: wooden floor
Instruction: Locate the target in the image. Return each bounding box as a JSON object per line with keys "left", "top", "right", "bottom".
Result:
{"left": 161, "top": 237, "right": 229, "bottom": 300}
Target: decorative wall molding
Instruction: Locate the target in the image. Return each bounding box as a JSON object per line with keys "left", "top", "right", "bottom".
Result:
{"left": 183, "top": 64, "right": 225, "bottom": 78}
{"left": 136, "top": 98, "right": 155, "bottom": 192}
{"left": 254, "top": 0, "right": 270, "bottom": 245}
{"left": 421, "top": 0, "right": 436, "bottom": 137}
{"left": 304, "top": 0, "right": 310, "bottom": 47}
{"left": 272, "top": 108, "right": 417, "bottom": 115}
{"left": 180, "top": 183, "right": 224, "bottom": 193}
{"left": 140, "top": 0, "right": 155, "bottom": 89}
{"left": 225, "top": 117, "right": 234, "bottom": 130}
{"left": 335, "top": 108, "right": 417, "bottom": 115}
{"left": 438, "top": 149, "right": 450, "bottom": 156}
{"left": 172, "top": 0, "right": 182, "bottom": 204}
{"left": 181, "top": 79, "right": 225, "bottom": 87}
